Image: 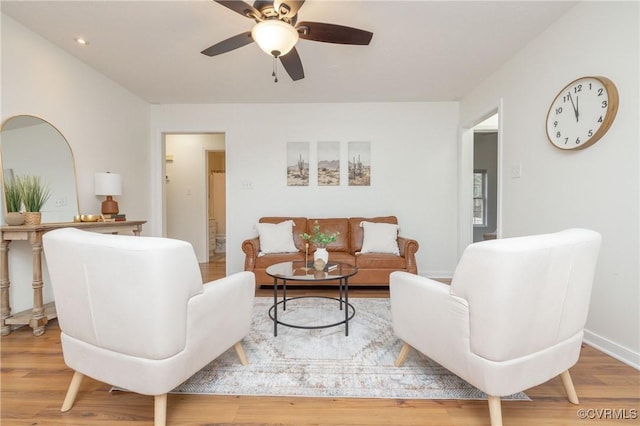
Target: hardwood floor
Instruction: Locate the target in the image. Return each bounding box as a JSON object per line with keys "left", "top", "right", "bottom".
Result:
{"left": 1, "top": 259, "right": 638, "bottom": 425}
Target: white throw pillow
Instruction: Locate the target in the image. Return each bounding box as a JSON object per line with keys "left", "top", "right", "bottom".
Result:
{"left": 360, "top": 221, "right": 400, "bottom": 255}
{"left": 257, "top": 220, "right": 298, "bottom": 254}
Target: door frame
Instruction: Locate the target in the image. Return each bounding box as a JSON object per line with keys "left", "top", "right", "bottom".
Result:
{"left": 154, "top": 132, "right": 226, "bottom": 263}
{"left": 457, "top": 100, "right": 503, "bottom": 258}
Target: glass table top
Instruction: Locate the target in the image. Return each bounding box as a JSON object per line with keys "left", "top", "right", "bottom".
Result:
{"left": 265, "top": 261, "right": 358, "bottom": 281}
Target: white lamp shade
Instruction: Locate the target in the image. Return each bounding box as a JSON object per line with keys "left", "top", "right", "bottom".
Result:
{"left": 251, "top": 20, "right": 299, "bottom": 57}
{"left": 94, "top": 172, "right": 122, "bottom": 196}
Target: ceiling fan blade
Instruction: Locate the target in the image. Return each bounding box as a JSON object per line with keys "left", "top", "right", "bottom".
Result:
{"left": 214, "top": 0, "right": 262, "bottom": 19}
{"left": 296, "top": 21, "right": 373, "bottom": 45}
{"left": 201, "top": 32, "right": 254, "bottom": 57}
{"left": 275, "top": 0, "right": 305, "bottom": 18}
{"left": 279, "top": 47, "right": 305, "bottom": 81}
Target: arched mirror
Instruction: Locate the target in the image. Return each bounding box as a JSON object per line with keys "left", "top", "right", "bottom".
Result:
{"left": 1, "top": 115, "right": 79, "bottom": 223}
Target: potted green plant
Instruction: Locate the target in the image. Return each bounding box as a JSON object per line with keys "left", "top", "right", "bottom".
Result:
{"left": 16, "top": 175, "right": 51, "bottom": 225}
{"left": 301, "top": 220, "right": 339, "bottom": 264}
{"left": 3, "top": 176, "right": 25, "bottom": 225}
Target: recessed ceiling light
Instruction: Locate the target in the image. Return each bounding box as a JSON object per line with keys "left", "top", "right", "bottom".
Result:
{"left": 74, "top": 37, "right": 89, "bottom": 46}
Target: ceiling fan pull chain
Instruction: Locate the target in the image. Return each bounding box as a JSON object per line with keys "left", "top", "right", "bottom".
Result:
{"left": 272, "top": 57, "right": 279, "bottom": 83}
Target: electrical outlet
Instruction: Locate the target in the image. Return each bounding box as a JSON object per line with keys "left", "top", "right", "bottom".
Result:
{"left": 241, "top": 180, "right": 253, "bottom": 190}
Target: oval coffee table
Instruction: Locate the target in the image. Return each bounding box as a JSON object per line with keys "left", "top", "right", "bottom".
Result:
{"left": 266, "top": 261, "right": 358, "bottom": 336}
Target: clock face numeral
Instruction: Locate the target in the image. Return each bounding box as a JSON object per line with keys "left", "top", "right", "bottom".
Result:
{"left": 545, "top": 76, "right": 618, "bottom": 150}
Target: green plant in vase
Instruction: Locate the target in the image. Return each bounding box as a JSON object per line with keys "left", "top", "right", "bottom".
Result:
{"left": 301, "top": 220, "right": 339, "bottom": 248}
{"left": 4, "top": 177, "right": 22, "bottom": 213}
{"left": 3, "top": 176, "right": 24, "bottom": 225}
{"left": 301, "top": 221, "right": 339, "bottom": 265}
{"left": 16, "top": 175, "right": 51, "bottom": 225}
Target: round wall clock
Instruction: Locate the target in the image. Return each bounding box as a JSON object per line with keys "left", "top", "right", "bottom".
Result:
{"left": 545, "top": 76, "right": 619, "bottom": 150}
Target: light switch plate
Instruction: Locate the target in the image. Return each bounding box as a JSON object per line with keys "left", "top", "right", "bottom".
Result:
{"left": 511, "top": 164, "right": 522, "bottom": 179}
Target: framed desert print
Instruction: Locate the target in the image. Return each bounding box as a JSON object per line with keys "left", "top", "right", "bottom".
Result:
{"left": 287, "top": 141, "right": 309, "bottom": 186}
{"left": 348, "top": 141, "right": 371, "bottom": 186}
{"left": 317, "top": 141, "right": 340, "bottom": 186}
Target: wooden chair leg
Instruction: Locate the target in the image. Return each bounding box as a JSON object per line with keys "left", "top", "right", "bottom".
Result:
{"left": 61, "top": 371, "right": 84, "bottom": 412}
{"left": 394, "top": 342, "right": 411, "bottom": 367}
{"left": 234, "top": 342, "right": 249, "bottom": 366}
{"left": 488, "top": 395, "right": 503, "bottom": 426}
{"left": 560, "top": 369, "right": 579, "bottom": 404}
{"left": 154, "top": 394, "right": 167, "bottom": 426}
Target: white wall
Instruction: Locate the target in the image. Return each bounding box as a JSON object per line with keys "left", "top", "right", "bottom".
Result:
{"left": 151, "top": 102, "right": 461, "bottom": 277}
{"left": 460, "top": 1, "right": 639, "bottom": 367}
{"left": 1, "top": 15, "right": 151, "bottom": 314}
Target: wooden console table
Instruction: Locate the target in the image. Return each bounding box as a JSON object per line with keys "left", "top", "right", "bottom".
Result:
{"left": 0, "top": 220, "right": 146, "bottom": 336}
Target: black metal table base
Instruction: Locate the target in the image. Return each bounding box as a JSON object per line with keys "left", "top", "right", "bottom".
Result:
{"left": 269, "top": 296, "right": 355, "bottom": 336}
{"left": 271, "top": 276, "right": 354, "bottom": 336}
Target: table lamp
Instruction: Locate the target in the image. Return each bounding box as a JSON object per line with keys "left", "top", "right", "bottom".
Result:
{"left": 94, "top": 172, "right": 122, "bottom": 215}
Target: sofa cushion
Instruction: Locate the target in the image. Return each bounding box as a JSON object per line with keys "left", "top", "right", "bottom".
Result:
{"left": 256, "top": 220, "right": 298, "bottom": 254}
{"left": 356, "top": 253, "right": 407, "bottom": 269}
{"left": 359, "top": 221, "right": 400, "bottom": 255}
{"left": 326, "top": 251, "right": 356, "bottom": 266}
{"left": 348, "top": 216, "right": 398, "bottom": 254}
{"left": 307, "top": 218, "right": 350, "bottom": 252}
{"left": 259, "top": 217, "right": 307, "bottom": 250}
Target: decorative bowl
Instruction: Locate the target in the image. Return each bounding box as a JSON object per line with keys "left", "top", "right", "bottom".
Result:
{"left": 80, "top": 214, "right": 101, "bottom": 222}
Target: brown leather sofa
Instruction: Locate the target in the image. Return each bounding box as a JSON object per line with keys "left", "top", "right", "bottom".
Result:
{"left": 242, "top": 216, "right": 419, "bottom": 286}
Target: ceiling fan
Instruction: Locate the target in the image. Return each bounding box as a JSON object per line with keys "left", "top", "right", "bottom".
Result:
{"left": 201, "top": 0, "right": 373, "bottom": 82}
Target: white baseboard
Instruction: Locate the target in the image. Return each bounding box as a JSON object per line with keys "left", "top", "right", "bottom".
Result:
{"left": 583, "top": 329, "right": 640, "bottom": 370}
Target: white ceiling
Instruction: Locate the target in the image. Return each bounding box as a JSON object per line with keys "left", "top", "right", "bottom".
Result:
{"left": 1, "top": 0, "right": 578, "bottom": 104}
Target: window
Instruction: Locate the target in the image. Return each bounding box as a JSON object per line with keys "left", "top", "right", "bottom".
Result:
{"left": 473, "top": 170, "right": 488, "bottom": 226}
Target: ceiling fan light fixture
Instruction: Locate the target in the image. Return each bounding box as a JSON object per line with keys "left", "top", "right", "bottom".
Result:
{"left": 273, "top": 0, "right": 290, "bottom": 17}
{"left": 251, "top": 19, "right": 299, "bottom": 58}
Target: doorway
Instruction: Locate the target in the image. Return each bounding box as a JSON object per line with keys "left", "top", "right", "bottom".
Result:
{"left": 472, "top": 113, "right": 499, "bottom": 242}
{"left": 164, "top": 133, "right": 225, "bottom": 264}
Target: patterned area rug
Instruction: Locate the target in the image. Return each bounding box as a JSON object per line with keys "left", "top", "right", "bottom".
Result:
{"left": 172, "top": 297, "right": 529, "bottom": 400}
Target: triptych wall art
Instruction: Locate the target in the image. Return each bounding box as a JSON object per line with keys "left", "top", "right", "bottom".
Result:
{"left": 286, "top": 141, "right": 371, "bottom": 187}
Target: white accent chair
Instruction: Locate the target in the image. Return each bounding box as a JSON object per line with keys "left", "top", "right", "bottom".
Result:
{"left": 42, "top": 228, "right": 256, "bottom": 426}
{"left": 390, "top": 228, "right": 601, "bottom": 426}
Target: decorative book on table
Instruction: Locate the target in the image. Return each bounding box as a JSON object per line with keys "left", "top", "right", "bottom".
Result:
{"left": 102, "top": 214, "right": 126, "bottom": 222}
{"left": 306, "top": 262, "right": 339, "bottom": 272}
